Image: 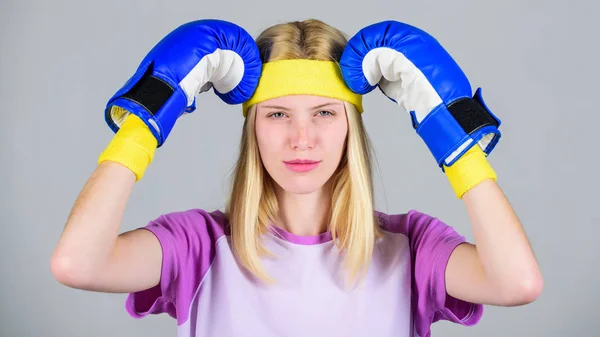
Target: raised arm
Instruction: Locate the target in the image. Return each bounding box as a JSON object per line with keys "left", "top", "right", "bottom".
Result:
{"left": 51, "top": 114, "right": 163, "bottom": 293}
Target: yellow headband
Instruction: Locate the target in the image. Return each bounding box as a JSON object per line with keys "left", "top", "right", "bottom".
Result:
{"left": 242, "top": 59, "right": 363, "bottom": 117}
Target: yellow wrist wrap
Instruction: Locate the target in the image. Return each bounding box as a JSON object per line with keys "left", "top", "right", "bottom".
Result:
{"left": 97, "top": 110, "right": 157, "bottom": 181}
{"left": 444, "top": 145, "right": 497, "bottom": 199}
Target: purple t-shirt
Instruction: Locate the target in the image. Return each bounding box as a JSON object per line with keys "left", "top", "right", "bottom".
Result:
{"left": 125, "top": 209, "right": 483, "bottom": 337}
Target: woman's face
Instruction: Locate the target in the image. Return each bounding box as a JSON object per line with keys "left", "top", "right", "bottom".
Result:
{"left": 255, "top": 95, "right": 348, "bottom": 195}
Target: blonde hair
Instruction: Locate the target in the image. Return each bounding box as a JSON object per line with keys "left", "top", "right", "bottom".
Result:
{"left": 224, "top": 19, "right": 382, "bottom": 288}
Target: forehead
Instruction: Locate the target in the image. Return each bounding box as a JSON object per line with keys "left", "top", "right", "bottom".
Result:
{"left": 259, "top": 95, "right": 344, "bottom": 109}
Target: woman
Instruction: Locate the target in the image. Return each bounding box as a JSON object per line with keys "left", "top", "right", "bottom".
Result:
{"left": 51, "top": 19, "right": 543, "bottom": 337}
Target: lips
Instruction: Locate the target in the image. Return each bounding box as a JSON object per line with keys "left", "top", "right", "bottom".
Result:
{"left": 283, "top": 159, "right": 321, "bottom": 173}
{"left": 284, "top": 159, "right": 320, "bottom": 164}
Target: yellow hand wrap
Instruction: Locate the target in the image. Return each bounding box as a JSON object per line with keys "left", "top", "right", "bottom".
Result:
{"left": 242, "top": 59, "right": 363, "bottom": 116}
{"left": 97, "top": 109, "right": 157, "bottom": 181}
{"left": 444, "top": 145, "right": 497, "bottom": 199}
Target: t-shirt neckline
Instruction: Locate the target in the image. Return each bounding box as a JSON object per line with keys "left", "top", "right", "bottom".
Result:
{"left": 268, "top": 225, "right": 333, "bottom": 245}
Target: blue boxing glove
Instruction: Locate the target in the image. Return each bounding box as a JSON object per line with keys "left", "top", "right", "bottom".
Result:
{"left": 340, "top": 20, "right": 501, "bottom": 168}
{"left": 104, "top": 19, "right": 262, "bottom": 147}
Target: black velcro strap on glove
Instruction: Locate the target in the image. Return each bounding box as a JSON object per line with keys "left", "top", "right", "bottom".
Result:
{"left": 447, "top": 95, "right": 499, "bottom": 134}
{"left": 121, "top": 65, "right": 175, "bottom": 116}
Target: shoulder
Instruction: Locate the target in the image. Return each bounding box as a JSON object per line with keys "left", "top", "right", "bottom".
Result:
{"left": 375, "top": 209, "right": 482, "bottom": 333}
{"left": 374, "top": 208, "right": 468, "bottom": 262}
{"left": 126, "top": 208, "right": 230, "bottom": 322}
{"left": 142, "top": 208, "right": 231, "bottom": 287}
{"left": 151, "top": 207, "right": 229, "bottom": 228}
{"left": 146, "top": 208, "right": 230, "bottom": 242}
{"left": 375, "top": 209, "right": 450, "bottom": 237}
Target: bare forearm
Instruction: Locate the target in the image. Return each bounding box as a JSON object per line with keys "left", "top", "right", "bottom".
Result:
{"left": 52, "top": 161, "right": 136, "bottom": 280}
{"left": 462, "top": 179, "right": 543, "bottom": 299}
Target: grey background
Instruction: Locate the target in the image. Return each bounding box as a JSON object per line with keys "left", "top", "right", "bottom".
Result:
{"left": 1, "top": 0, "right": 598, "bottom": 336}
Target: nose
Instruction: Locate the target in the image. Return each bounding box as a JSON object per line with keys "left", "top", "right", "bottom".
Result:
{"left": 289, "top": 120, "right": 314, "bottom": 151}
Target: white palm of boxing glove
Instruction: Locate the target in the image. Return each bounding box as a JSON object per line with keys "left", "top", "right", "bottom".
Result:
{"left": 180, "top": 49, "right": 246, "bottom": 110}
{"left": 362, "top": 48, "right": 443, "bottom": 129}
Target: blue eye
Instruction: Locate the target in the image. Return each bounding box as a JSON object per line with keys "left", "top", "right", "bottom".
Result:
{"left": 318, "top": 110, "right": 333, "bottom": 116}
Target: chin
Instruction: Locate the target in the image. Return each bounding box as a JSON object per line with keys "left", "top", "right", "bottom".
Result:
{"left": 281, "top": 184, "right": 321, "bottom": 195}
{"left": 274, "top": 174, "right": 329, "bottom": 195}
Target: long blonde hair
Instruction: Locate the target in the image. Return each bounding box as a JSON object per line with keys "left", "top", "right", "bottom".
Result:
{"left": 225, "top": 19, "right": 382, "bottom": 288}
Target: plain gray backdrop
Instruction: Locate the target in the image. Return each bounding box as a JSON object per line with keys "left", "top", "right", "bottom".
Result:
{"left": 1, "top": 0, "right": 598, "bottom": 336}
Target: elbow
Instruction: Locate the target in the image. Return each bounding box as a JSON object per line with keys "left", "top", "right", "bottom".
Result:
{"left": 521, "top": 274, "right": 544, "bottom": 304}
{"left": 50, "top": 252, "right": 79, "bottom": 287}
{"left": 50, "top": 252, "right": 93, "bottom": 289}
{"left": 501, "top": 273, "right": 544, "bottom": 306}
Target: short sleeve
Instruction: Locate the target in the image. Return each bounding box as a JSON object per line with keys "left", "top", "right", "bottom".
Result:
{"left": 124, "top": 209, "right": 227, "bottom": 324}
{"left": 382, "top": 210, "right": 484, "bottom": 337}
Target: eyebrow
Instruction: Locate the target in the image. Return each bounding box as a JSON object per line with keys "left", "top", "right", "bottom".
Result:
{"left": 260, "top": 102, "right": 342, "bottom": 111}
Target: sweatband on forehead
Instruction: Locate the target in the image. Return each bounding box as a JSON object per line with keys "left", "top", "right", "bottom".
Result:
{"left": 242, "top": 59, "right": 363, "bottom": 117}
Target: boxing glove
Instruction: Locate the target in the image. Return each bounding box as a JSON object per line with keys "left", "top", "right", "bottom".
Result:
{"left": 340, "top": 20, "right": 501, "bottom": 169}
{"left": 104, "top": 19, "right": 262, "bottom": 148}
{"left": 98, "top": 19, "right": 261, "bottom": 181}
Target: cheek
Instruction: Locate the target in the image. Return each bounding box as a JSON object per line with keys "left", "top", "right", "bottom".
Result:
{"left": 255, "top": 122, "right": 284, "bottom": 160}
{"left": 323, "top": 120, "right": 348, "bottom": 153}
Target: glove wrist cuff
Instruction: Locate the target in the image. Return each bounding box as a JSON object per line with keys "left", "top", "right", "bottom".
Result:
{"left": 444, "top": 145, "right": 497, "bottom": 199}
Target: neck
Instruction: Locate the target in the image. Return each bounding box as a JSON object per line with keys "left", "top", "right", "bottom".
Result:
{"left": 274, "top": 185, "right": 331, "bottom": 236}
